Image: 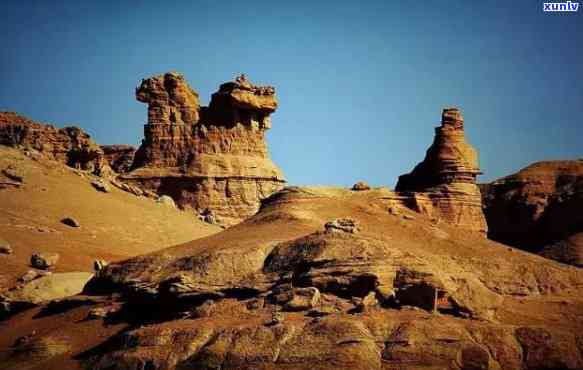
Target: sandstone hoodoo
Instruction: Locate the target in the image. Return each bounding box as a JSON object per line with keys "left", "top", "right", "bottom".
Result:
{"left": 122, "top": 72, "right": 285, "bottom": 225}
{"left": 395, "top": 108, "right": 487, "bottom": 234}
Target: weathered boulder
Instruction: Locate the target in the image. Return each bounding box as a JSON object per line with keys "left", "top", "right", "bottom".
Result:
{"left": 30, "top": 252, "right": 60, "bottom": 270}
{"left": 2, "top": 166, "right": 24, "bottom": 183}
{"left": 272, "top": 285, "right": 321, "bottom": 311}
{"left": 352, "top": 181, "right": 371, "bottom": 191}
{"left": 122, "top": 72, "right": 285, "bottom": 225}
{"left": 0, "top": 238, "right": 12, "bottom": 254}
{"left": 91, "top": 179, "right": 111, "bottom": 193}
{"left": 1, "top": 272, "right": 93, "bottom": 319}
{"left": 10, "top": 335, "right": 71, "bottom": 363}
{"left": 324, "top": 218, "right": 360, "bottom": 234}
{"left": 61, "top": 217, "right": 80, "bottom": 228}
{"left": 157, "top": 195, "right": 176, "bottom": 208}
{"left": 396, "top": 108, "right": 487, "bottom": 234}
{"left": 18, "top": 270, "right": 49, "bottom": 283}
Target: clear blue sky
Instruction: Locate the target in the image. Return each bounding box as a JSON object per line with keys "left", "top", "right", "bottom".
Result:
{"left": 1, "top": 0, "right": 582, "bottom": 186}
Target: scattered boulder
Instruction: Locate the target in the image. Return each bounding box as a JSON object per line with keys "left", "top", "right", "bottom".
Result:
{"left": 87, "top": 307, "right": 109, "bottom": 320}
{"left": 0, "top": 238, "right": 12, "bottom": 254}
{"left": 199, "top": 208, "right": 219, "bottom": 225}
{"left": 86, "top": 304, "right": 120, "bottom": 320}
{"left": 91, "top": 179, "right": 111, "bottom": 193}
{"left": 324, "top": 218, "right": 360, "bottom": 234}
{"left": 157, "top": 195, "right": 176, "bottom": 208}
{"left": 352, "top": 181, "right": 371, "bottom": 191}
{"left": 30, "top": 252, "right": 60, "bottom": 270}
{"left": 60, "top": 217, "right": 80, "bottom": 228}
{"left": 388, "top": 207, "right": 400, "bottom": 216}
{"left": 94, "top": 164, "right": 114, "bottom": 179}
{"left": 2, "top": 166, "right": 24, "bottom": 183}
{"left": 2, "top": 272, "right": 94, "bottom": 320}
{"left": 11, "top": 335, "right": 71, "bottom": 361}
{"left": 18, "top": 270, "right": 50, "bottom": 283}
{"left": 283, "top": 287, "right": 321, "bottom": 311}
{"left": 192, "top": 300, "right": 215, "bottom": 318}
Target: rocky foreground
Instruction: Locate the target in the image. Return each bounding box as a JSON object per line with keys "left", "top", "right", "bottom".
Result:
{"left": 2, "top": 185, "right": 583, "bottom": 370}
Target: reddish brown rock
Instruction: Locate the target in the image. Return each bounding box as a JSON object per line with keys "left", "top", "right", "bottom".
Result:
{"left": 395, "top": 108, "right": 487, "bottom": 234}
{"left": 123, "top": 72, "right": 285, "bottom": 225}
{"left": 100, "top": 144, "right": 136, "bottom": 173}
{"left": 0, "top": 112, "right": 103, "bottom": 171}
{"left": 481, "top": 160, "right": 583, "bottom": 263}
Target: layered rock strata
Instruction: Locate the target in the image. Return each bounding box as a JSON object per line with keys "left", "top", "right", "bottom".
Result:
{"left": 481, "top": 160, "right": 583, "bottom": 265}
{"left": 100, "top": 145, "right": 136, "bottom": 173}
{"left": 122, "top": 72, "right": 285, "bottom": 225}
{"left": 80, "top": 186, "right": 583, "bottom": 370}
{"left": 0, "top": 112, "right": 103, "bottom": 171}
{"left": 395, "top": 108, "right": 487, "bottom": 234}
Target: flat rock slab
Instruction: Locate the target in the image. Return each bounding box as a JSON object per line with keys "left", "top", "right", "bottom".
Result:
{"left": 5, "top": 272, "right": 94, "bottom": 304}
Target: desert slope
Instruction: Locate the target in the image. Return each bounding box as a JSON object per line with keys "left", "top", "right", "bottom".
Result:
{"left": 1, "top": 186, "right": 582, "bottom": 370}
{"left": 0, "top": 146, "right": 221, "bottom": 290}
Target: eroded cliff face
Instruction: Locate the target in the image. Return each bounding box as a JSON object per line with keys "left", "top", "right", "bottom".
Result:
{"left": 395, "top": 108, "right": 487, "bottom": 234}
{"left": 122, "top": 72, "right": 285, "bottom": 225}
{"left": 481, "top": 160, "right": 583, "bottom": 266}
{"left": 0, "top": 112, "right": 103, "bottom": 171}
{"left": 100, "top": 145, "right": 136, "bottom": 173}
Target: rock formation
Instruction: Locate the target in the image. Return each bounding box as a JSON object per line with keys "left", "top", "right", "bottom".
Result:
{"left": 481, "top": 160, "right": 583, "bottom": 265}
{"left": 395, "top": 108, "right": 487, "bottom": 234}
{"left": 77, "top": 185, "right": 583, "bottom": 370}
{"left": 100, "top": 144, "right": 136, "bottom": 173}
{"left": 121, "top": 72, "right": 285, "bottom": 225}
{"left": 0, "top": 112, "right": 103, "bottom": 171}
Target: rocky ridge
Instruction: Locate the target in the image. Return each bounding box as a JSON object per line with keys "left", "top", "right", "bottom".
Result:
{"left": 0, "top": 112, "right": 103, "bottom": 171}
{"left": 481, "top": 160, "right": 583, "bottom": 266}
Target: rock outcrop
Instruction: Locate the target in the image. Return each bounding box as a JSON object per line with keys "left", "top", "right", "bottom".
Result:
{"left": 481, "top": 160, "right": 583, "bottom": 265}
{"left": 76, "top": 185, "right": 583, "bottom": 370}
{"left": 100, "top": 144, "right": 136, "bottom": 173}
{"left": 121, "top": 72, "right": 285, "bottom": 225}
{"left": 395, "top": 108, "right": 487, "bottom": 234}
{"left": 0, "top": 112, "right": 103, "bottom": 171}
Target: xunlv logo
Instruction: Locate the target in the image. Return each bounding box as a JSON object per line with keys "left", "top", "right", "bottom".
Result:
{"left": 543, "top": 1, "right": 579, "bottom": 11}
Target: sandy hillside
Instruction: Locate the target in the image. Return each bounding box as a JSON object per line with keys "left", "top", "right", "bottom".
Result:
{"left": 0, "top": 146, "right": 220, "bottom": 290}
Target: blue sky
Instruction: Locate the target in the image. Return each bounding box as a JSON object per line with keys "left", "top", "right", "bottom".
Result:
{"left": 1, "top": 0, "right": 582, "bottom": 186}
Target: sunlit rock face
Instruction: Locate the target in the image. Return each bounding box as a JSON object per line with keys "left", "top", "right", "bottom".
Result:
{"left": 395, "top": 108, "right": 487, "bottom": 234}
{"left": 0, "top": 111, "right": 103, "bottom": 171}
{"left": 124, "top": 72, "right": 285, "bottom": 225}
